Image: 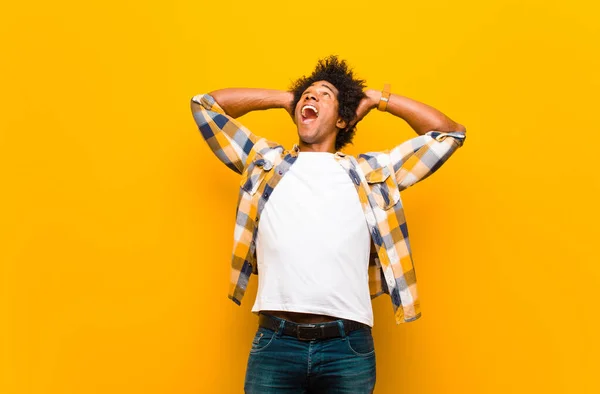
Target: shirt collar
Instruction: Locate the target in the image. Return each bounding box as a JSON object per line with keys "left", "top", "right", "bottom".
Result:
{"left": 291, "top": 144, "right": 300, "bottom": 158}
{"left": 291, "top": 144, "right": 347, "bottom": 158}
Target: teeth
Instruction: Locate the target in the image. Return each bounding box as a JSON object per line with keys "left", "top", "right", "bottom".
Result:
{"left": 301, "top": 105, "right": 319, "bottom": 117}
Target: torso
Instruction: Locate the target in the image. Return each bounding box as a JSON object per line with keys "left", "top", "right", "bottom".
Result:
{"left": 251, "top": 151, "right": 373, "bottom": 326}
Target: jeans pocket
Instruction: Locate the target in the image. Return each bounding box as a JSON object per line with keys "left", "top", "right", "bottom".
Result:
{"left": 250, "top": 327, "right": 276, "bottom": 353}
{"left": 345, "top": 328, "right": 375, "bottom": 357}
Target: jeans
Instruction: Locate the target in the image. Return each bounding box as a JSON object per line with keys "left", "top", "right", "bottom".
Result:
{"left": 244, "top": 314, "right": 376, "bottom": 393}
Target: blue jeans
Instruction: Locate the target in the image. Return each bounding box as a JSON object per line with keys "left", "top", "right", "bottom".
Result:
{"left": 244, "top": 314, "right": 376, "bottom": 393}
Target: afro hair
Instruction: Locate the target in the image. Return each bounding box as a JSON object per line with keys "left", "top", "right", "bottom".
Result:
{"left": 290, "top": 56, "right": 366, "bottom": 151}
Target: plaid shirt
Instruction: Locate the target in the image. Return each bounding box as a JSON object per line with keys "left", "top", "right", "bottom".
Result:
{"left": 191, "top": 93, "right": 466, "bottom": 324}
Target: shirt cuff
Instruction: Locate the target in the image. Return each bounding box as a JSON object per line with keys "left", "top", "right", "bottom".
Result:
{"left": 430, "top": 131, "right": 467, "bottom": 146}
{"left": 191, "top": 93, "right": 226, "bottom": 115}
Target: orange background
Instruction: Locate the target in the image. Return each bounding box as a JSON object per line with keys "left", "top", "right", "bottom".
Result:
{"left": 1, "top": 1, "right": 599, "bottom": 393}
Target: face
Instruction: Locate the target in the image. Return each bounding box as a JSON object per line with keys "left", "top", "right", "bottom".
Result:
{"left": 294, "top": 80, "right": 347, "bottom": 149}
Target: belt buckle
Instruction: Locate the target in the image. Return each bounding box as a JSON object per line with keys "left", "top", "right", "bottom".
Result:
{"left": 296, "top": 324, "right": 319, "bottom": 341}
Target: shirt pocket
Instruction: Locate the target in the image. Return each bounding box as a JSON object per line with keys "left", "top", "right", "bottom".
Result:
{"left": 240, "top": 154, "right": 272, "bottom": 195}
{"left": 365, "top": 166, "right": 400, "bottom": 210}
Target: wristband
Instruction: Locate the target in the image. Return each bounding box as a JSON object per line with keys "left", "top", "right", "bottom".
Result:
{"left": 377, "top": 84, "right": 391, "bottom": 112}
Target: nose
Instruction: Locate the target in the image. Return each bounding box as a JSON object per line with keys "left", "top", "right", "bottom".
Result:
{"left": 304, "top": 92, "right": 317, "bottom": 102}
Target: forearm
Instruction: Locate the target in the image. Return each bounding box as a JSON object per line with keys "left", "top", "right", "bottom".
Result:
{"left": 387, "top": 93, "right": 466, "bottom": 135}
{"left": 366, "top": 89, "right": 465, "bottom": 136}
{"left": 209, "top": 88, "right": 293, "bottom": 118}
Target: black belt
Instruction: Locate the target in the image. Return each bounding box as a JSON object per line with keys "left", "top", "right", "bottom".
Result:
{"left": 258, "top": 313, "right": 369, "bottom": 341}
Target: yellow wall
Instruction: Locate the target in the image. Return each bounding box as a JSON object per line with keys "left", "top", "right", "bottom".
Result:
{"left": 1, "top": 0, "right": 599, "bottom": 393}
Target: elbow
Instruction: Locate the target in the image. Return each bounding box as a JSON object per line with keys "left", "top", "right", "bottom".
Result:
{"left": 429, "top": 120, "right": 466, "bottom": 135}
{"left": 190, "top": 94, "right": 203, "bottom": 112}
{"left": 431, "top": 122, "right": 466, "bottom": 146}
{"left": 442, "top": 120, "right": 466, "bottom": 134}
{"left": 452, "top": 123, "right": 467, "bottom": 147}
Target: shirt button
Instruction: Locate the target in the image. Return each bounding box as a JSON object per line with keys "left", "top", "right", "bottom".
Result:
{"left": 278, "top": 170, "right": 283, "bottom": 175}
{"left": 263, "top": 192, "right": 269, "bottom": 198}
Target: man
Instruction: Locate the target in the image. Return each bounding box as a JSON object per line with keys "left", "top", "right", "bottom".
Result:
{"left": 190, "top": 56, "right": 466, "bottom": 393}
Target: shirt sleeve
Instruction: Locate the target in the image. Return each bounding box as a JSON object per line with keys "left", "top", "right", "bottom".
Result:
{"left": 190, "top": 93, "right": 261, "bottom": 174}
{"left": 388, "top": 131, "right": 466, "bottom": 191}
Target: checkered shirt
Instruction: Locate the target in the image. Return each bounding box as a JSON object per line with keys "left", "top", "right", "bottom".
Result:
{"left": 191, "top": 93, "right": 466, "bottom": 324}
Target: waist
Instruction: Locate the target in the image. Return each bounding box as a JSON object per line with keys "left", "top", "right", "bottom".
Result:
{"left": 258, "top": 312, "right": 370, "bottom": 341}
{"left": 261, "top": 310, "right": 339, "bottom": 324}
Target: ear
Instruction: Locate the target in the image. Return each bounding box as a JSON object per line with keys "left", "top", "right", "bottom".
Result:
{"left": 336, "top": 117, "right": 347, "bottom": 130}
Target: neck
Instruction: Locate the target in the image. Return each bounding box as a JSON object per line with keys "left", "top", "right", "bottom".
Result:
{"left": 298, "top": 141, "right": 336, "bottom": 153}
{"left": 297, "top": 135, "right": 337, "bottom": 153}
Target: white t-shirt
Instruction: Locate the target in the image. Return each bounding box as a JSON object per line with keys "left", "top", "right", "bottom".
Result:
{"left": 251, "top": 151, "right": 374, "bottom": 327}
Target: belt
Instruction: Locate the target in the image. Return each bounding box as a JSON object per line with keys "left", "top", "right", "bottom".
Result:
{"left": 258, "top": 313, "right": 369, "bottom": 341}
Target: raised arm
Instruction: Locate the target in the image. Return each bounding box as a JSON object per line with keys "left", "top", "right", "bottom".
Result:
{"left": 354, "top": 87, "right": 467, "bottom": 190}
{"left": 354, "top": 88, "right": 466, "bottom": 135}
{"left": 190, "top": 89, "right": 293, "bottom": 174}
{"left": 387, "top": 131, "right": 466, "bottom": 191}
{"left": 208, "top": 88, "right": 294, "bottom": 119}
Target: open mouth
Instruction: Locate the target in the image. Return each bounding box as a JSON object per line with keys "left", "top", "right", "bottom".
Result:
{"left": 301, "top": 105, "right": 319, "bottom": 124}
